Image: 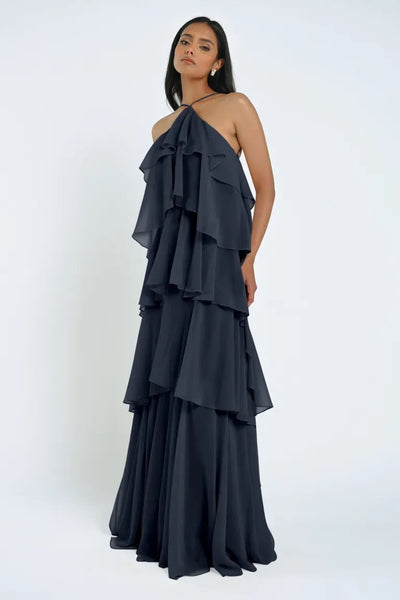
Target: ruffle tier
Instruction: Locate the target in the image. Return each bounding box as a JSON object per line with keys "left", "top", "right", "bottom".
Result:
{"left": 109, "top": 390, "right": 277, "bottom": 579}
{"left": 138, "top": 205, "right": 250, "bottom": 321}
{"left": 123, "top": 286, "right": 272, "bottom": 426}
{"left": 133, "top": 105, "right": 255, "bottom": 258}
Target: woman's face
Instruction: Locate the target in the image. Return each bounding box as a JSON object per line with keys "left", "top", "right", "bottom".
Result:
{"left": 173, "top": 23, "right": 224, "bottom": 78}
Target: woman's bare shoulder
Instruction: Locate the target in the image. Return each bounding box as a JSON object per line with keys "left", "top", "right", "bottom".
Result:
{"left": 225, "top": 91, "right": 257, "bottom": 114}
{"left": 151, "top": 109, "right": 182, "bottom": 143}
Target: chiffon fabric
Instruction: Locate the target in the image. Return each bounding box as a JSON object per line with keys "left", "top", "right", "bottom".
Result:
{"left": 109, "top": 93, "right": 277, "bottom": 579}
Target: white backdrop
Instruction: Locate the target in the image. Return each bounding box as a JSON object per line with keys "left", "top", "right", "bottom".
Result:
{"left": 1, "top": 0, "right": 399, "bottom": 597}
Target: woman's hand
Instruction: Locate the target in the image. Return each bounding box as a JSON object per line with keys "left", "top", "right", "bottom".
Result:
{"left": 241, "top": 256, "right": 257, "bottom": 307}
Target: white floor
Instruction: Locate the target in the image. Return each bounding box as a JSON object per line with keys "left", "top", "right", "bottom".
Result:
{"left": 2, "top": 492, "right": 398, "bottom": 600}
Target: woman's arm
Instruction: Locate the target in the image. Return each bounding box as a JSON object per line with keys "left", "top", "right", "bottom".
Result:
{"left": 231, "top": 92, "right": 275, "bottom": 306}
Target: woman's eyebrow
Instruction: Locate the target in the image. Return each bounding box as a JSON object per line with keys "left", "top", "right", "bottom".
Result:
{"left": 180, "top": 33, "right": 214, "bottom": 46}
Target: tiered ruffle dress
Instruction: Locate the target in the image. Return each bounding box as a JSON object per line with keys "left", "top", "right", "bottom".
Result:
{"left": 109, "top": 94, "right": 277, "bottom": 579}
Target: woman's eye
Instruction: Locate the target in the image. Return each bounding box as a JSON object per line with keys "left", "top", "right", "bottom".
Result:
{"left": 179, "top": 40, "right": 210, "bottom": 51}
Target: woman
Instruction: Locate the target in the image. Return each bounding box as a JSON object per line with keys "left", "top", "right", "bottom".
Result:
{"left": 109, "top": 16, "right": 277, "bottom": 580}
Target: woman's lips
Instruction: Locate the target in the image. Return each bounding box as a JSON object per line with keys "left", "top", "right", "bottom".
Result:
{"left": 182, "top": 58, "right": 194, "bottom": 64}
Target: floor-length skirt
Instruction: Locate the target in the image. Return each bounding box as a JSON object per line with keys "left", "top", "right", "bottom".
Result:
{"left": 109, "top": 286, "right": 277, "bottom": 579}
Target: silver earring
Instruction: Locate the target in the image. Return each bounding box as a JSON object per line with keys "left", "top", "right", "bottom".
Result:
{"left": 210, "top": 68, "right": 217, "bottom": 76}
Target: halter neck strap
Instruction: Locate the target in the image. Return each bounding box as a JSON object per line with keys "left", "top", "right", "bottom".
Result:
{"left": 180, "top": 92, "right": 219, "bottom": 107}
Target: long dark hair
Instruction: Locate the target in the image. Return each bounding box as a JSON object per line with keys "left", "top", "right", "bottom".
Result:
{"left": 165, "top": 16, "right": 236, "bottom": 111}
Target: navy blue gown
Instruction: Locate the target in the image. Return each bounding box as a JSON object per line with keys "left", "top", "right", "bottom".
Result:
{"left": 108, "top": 92, "right": 277, "bottom": 579}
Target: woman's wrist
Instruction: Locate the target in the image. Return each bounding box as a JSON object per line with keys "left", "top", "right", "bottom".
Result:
{"left": 244, "top": 252, "right": 256, "bottom": 265}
